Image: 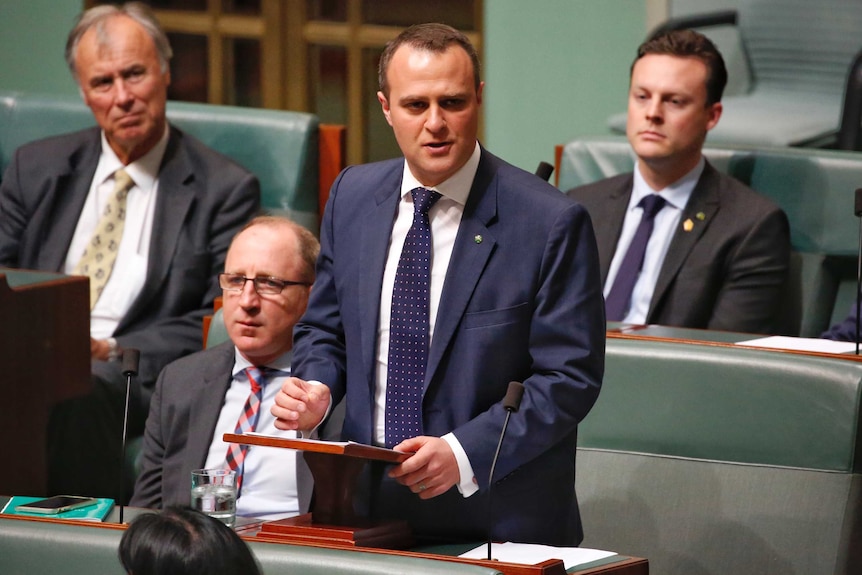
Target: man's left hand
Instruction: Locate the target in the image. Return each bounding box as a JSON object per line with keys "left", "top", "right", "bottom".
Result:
{"left": 90, "top": 337, "right": 111, "bottom": 361}
{"left": 388, "top": 436, "right": 459, "bottom": 499}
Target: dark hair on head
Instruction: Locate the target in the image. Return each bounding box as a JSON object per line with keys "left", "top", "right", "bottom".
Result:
{"left": 632, "top": 29, "right": 727, "bottom": 106}
{"left": 118, "top": 506, "right": 261, "bottom": 575}
{"left": 236, "top": 215, "right": 321, "bottom": 283}
{"left": 65, "top": 1, "right": 172, "bottom": 81}
{"left": 378, "top": 22, "right": 481, "bottom": 99}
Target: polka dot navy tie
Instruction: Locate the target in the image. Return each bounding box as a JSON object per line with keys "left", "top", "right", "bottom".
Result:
{"left": 225, "top": 366, "right": 275, "bottom": 494}
{"left": 604, "top": 194, "right": 667, "bottom": 321}
{"left": 385, "top": 187, "right": 442, "bottom": 448}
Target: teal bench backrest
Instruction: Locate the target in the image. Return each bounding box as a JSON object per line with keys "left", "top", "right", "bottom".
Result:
{"left": 0, "top": 91, "right": 320, "bottom": 232}
{"left": 558, "top": 137, "right": 862, "bottom": 335}
{"left": 0, "top": 516, "right": 503, "bottom": 575}
{"left": 575, "top": 336, "right": 862, "bottom": 574}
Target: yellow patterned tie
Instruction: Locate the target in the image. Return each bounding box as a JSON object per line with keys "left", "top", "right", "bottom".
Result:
{"left": 74, "top": 168, "right": 134, "bottom": 309}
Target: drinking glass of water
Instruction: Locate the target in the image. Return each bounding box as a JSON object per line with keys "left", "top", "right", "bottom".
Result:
{"left": 191, "top": 468, "right": 237, "bottom": 528}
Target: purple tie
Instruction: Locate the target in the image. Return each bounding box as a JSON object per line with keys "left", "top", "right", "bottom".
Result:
{"left": 385, "top": 187, "right": 442, "bottom": 448}
{"left": 605, "top": 194, "right": 667, "bottom": 321}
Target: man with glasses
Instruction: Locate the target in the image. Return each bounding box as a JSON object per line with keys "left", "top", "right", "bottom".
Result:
{"left": 131, "top": 216, "right": 317, "bottom": 519}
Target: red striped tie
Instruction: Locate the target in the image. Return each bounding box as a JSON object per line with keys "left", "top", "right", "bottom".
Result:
{"left": 224, "top": 366, "right": 271, "bottom": 494}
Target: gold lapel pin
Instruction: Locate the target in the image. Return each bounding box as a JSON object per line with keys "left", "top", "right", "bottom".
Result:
{"left": 474, "top": 234, "right": 483, "bottom": 244}
{"left": 696, "top": 212, "right": 706, "bottom": 221}
{"left": 683, "top": 219, "right": 694, "bottom": 232}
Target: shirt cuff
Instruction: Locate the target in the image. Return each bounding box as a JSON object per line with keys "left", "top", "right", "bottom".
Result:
{"left": 442, "top": 432, "right": 479, "bottom": 498}
{"left": 299, "top": 380, "right": 331, "bottom": 440}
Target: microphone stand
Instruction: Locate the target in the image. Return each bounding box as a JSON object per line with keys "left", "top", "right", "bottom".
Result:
{"left": 119, "top": 349, "right": 140, "bottom": 524}
{"left": 487, "top": 381, "right": 525, "bottom": 561}
{"left": 855, "top": 189, "right": 862, "bottom": 354}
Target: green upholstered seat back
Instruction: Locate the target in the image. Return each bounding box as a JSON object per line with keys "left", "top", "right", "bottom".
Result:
{"left": 582, "top": 338, "right": 862, "bottom": 471}
{"left": 575, "top": 337, "right": 862, "bottom": 574}
{"left": 558, "top": 137, "right": 862, "bottom": 335}
{"left": 0, "top": 515, "right": 503, "bottom": 575}
{"left": 0, "top": 91, "right": 320, "bottom": 232}
{"left": 739, "top": 0, "right": 862, "bottom": 96}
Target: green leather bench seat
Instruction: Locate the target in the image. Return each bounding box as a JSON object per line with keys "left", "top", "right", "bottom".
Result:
{"left": 558, "top": 137, "right": 862, "bottom": 336}
{"left": 575, "top": 336, "right": 862, "bottom": 574}
{"left": 0, "top": 515, "right": 503, "bottom": 575}
{"left": 0, "top": 90, "right": 320, "bottom": 232}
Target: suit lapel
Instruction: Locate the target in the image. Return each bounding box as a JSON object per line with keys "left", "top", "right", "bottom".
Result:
{"left": 649, "top": 164, "right": 721, "bottom": 317}
{"left": 593, "top": 176, "right": 633, "bottom": 283}
{"left": 185, "top": 343, "right": 235, "bottom": 471}
{"left": 358, "top": 166, "right": 402, "bottom": 390}
{"left": 120, "top": 128, "right": 196, "bottom": 330}
{"left": 41, "top": 131, "right": 101, "bottom": 271}
{"left": 425, "top": 151, "right": 496, "bottom": 387}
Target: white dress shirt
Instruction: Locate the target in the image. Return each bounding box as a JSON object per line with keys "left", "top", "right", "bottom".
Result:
{"left": 204, "top": 349, "right": 303, "bottom": 521}
{"left": 373, "top": 142, "right": 481, "bottom": 497}
{"left": 64, "top": 128, "right": 168, "bottom": 339}
{"left": 604, "top": 158, "right": 704, "bottom": 324}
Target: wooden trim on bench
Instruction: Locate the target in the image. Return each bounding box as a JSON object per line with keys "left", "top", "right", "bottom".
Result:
{"left": 319, "top": 124, "right": 347, "bottom": 225}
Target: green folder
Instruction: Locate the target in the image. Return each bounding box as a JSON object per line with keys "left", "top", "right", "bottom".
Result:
{"left": 1, "top": 496, "right": 114, "bottom": 522}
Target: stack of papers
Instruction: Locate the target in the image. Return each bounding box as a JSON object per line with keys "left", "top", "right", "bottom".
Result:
{"left": 736, "top": 336, "right": 859, "bottom": 354}
{"left": 459, "top": 542, "right": 616, "bottom": 569}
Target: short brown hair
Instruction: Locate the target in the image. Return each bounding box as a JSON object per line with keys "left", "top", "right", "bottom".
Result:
{"left": 378, "top": 23, "right": 481, "bottom": 99}
{"left": 633, "top": 29, "right": 727, "bottom": 106}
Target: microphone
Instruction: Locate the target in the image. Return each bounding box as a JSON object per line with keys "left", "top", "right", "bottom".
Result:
{"left": 119, "top": 348, "right": 140, "bottom": 524}
{"left": 855, "top": 189, "right": 862, "bottom": 355}
{"left": 487, "top": 381, "right": 525, "bottom": 560}
{"left": 535, "top": 161, "right": 554, "bottom": 183}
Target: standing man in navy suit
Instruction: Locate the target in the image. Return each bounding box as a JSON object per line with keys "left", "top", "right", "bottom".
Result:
{"left": 0, "top": 3, "right": 259, "bottom": 500}
{"left": 272, "top": 23, "right": 604, "bottom": 546}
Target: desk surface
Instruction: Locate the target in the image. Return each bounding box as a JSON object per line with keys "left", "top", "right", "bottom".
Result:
{"left": 609, "top": 322, "right": 862, "bottom": 362}
{"left": 0, "top": 499, "right": 647, "bottom": 575}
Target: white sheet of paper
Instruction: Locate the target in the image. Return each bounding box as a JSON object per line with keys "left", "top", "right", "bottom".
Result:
{"left": 459, "top": 542, "right": 616, "bottom": 569}
{"left": 736, "top": 335, "right": 858, "bottom": 354}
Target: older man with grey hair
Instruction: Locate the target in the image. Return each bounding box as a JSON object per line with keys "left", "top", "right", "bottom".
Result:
{"left": 0, "top": 2, "right": 260, "bottom": 501}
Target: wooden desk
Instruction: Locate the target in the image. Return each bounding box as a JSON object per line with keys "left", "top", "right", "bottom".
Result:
{"left": 608, "top": 322, "right": 862, "bottom": 362}
{"left": 0, "top": 270, "right": 90, "bottom": 495}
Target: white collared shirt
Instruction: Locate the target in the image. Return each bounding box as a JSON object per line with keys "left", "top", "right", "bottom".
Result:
{"left": 604, "top": 158, "right": 705, "bottom": 324}
{"left": 373, "top": 142, "right": 481, "bottom": 496}
{"left": 203, "top": 349, "right": 302, "bottom": 521}
{"left": 64, "top": 127, "right": 168, "bottom": 338}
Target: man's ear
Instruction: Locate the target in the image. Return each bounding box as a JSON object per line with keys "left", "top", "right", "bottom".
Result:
{"left": 706, "top": 101, "right": 722, "bottom": 131}
{"left": 377, "top": 91, "right": 393, "bottom": 126}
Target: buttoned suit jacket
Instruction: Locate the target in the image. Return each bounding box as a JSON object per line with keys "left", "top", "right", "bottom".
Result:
{"left": 567, "top": 161, "right": 790, "bottom": 334}
{"left": 131, "top": 341, "right": 313, "bottom": 512}
{"left": 0, "top": 126, "right": 260, "bottom": 411}
{"left": 291, "top": 148, "right": 605, "bottom": 546}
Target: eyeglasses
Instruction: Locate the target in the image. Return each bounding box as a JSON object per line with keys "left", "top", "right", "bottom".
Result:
{"left": 219, "top": 273, "right": 311, "bottom": 295}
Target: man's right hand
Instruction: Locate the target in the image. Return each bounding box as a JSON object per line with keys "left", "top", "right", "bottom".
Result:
{"left": 272, "top": 377, "right": 330, "bottom": 431}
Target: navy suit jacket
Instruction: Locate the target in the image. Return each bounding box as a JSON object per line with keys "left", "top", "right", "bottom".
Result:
{"left": 567, "top": 162, "right": 790, "bottom": 334}
{"left": 0, "top": 126, "right": 260, "bottom": 413}
{"left": 131, "top": 342, "right": 313, "bottom": 512}
{"left": 292, "top": 149, "right": 605, "bottom": 545}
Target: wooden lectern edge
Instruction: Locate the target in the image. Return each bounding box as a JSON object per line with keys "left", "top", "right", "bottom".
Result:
{"left": 223, "top": 433, "right": 411, "bottom": 463}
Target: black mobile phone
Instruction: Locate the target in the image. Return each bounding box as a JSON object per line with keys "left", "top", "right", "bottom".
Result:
{"left": 15, "top": 495, "right": 99, "bottom": 515}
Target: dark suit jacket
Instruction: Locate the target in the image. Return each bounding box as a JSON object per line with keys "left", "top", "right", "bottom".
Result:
{"left": 822, "top": 302, "right": 861, "bottom": 341}
{"left": 291, "top": 149, "right": 605, "bottom": 546}
{"left": 0, "top": 126, "right": 260, "bottom": 413}
{"left": 131, "top": 341, "right": 313, "bottom": 512}
{"left": 567, "top": 162, "right": 790, "bottom": 334}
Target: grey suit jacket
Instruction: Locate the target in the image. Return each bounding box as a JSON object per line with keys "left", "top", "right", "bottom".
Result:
{"left": 567, "top": 161, "right": 791, "bottom": 334}
{"left": 0, "top": 126, "right": 260, "bottom": 412}
{"left": 131, "top": 341, "right": 313, "bottom": 512}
